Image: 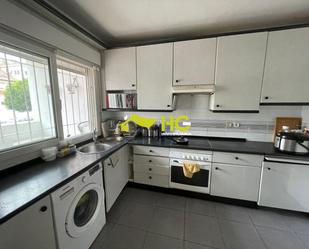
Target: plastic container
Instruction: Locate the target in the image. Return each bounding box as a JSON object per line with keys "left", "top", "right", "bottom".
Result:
{"left": 41, "top": 146, "right": 58, "bottom": 161}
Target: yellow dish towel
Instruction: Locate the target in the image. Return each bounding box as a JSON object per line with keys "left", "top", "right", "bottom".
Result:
{"left": 183, "top": 162, "right": 200, "bottom": 178}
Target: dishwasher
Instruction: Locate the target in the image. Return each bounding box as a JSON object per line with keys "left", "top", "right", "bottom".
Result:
{"left": 258, "top": 156, "right": 309, "bottom": 212}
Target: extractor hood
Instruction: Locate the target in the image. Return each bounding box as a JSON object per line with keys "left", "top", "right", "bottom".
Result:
{"left": 172, "top": 84, "right": 215, "bottom": 94}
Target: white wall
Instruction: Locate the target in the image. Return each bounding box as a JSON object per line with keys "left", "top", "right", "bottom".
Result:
{"left": 109, "top": 94, "right": 305, "bottom": 142}
{"left": 0, "top": 0, "right": 101, "bottom": 65}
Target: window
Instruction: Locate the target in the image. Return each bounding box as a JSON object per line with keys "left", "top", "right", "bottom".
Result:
{"left": 57, "top": 58, "right": 97, "bottom": 139}
{"left": 0, "top": 43, "right": 56, "bottom": 152}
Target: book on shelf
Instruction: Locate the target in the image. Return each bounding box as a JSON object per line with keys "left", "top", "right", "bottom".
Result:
{"left": 106, "top": 93, "right": 137, "bottom": 109}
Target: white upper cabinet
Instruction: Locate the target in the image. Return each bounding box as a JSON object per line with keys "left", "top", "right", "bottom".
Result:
{"left": 105, "top": 47, "right": 137, "bottom": 91}
{"left": 210, "top": 32, "right": 268, "bottom": 111}
{"left": 137, "top": 43, "right": 173, "bottom": 110}
{"left": 261, "top": 27, "right": 309, "bottom": 103}
{"left": 173, "top": 38, "right": 217, "bottom": 86}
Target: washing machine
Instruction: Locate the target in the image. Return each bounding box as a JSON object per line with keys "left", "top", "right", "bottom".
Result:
{"left": 51, "top": 163, "right": 106, "bottom": 249}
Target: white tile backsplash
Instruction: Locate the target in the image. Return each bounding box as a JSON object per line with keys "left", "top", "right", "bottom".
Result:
{"left": 301, "top": 106, "right": 309, "bottom": 124}
{"left": 103, "top": 94, "right": 307, "bottom": 142}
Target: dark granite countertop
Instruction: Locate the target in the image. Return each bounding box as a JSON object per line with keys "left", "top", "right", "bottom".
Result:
{"left": 1, "top": 135, "right": 309, "bottom": 224}
{"left": 129, "top": 136, "right": 309, "bottom": 160}
{"left": 0, "top": 140, "right": 128, "bottom": 224}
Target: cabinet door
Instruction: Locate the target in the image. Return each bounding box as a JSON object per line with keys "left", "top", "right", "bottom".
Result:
{"left": 137, "top": 43, "right": 173, "bottom": 110}
{"left": 209, "top": 32, "right": 267, "bottom": 111}
{"left": 0, "top": 196, "right": 56, "bottom": 249}
{"left": 173, "top": 38, "right": 216, "bottom": 86}
{"left": 104, "top": 145, "right": 129, "bottom": 212}
{"left": 211, "top": 163, "right": 261, "bottom": 201}
{"left": 258, "top": 162, "right": 309, "bottom": 212}
{"left": 261, "top": 28, "right": 309, "bottom": 103}
{"left": 105, "top": 47, "right": 136, "bottom": 90}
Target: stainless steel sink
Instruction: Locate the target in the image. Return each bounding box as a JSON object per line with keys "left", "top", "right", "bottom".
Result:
{"left": 78, "top": 143, "right": 112, "bottom": 154}
{"left": 101, "top": 136, "right": 124, "bottom": 142}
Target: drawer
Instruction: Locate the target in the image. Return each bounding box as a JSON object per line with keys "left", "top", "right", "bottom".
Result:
{"left": 134, "top": 163, "right": 169, "bottom": 175}
{"left": 134, "top": 145, "right": 170, "bottom": 157}
{"left": 213, "top": 152, "right": 263, "bottom": 167}
{"left": 134, "top": 155, "right": 169, "bottom": 166}
{"left": 134, "top": 172, "right": 169, "bottom": 188}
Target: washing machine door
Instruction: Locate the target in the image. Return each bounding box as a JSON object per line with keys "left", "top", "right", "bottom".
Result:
{"left": 65, "top": 183, "right": 104, "bottom": 238}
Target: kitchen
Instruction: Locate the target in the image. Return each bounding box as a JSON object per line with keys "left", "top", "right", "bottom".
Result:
{"left": 1, "top": 1, "right": 309, "bottom": 249}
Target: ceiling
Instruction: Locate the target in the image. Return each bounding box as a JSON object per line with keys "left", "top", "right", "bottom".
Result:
{"left": 43, "top": 0, "right": 309, "bottom": 47}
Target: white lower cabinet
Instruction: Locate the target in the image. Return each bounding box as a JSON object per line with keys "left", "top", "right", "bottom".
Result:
{"left": 133, "top": 146, "right": 170, "bottom": 188}
{"left": 258, "top": 161, "right": 309, "bottom": 212}
{"left": 211, "top": 163, "right": 261, "bottom": 201}
{"left": 104, "top": 145, "right": 130, "bottom": 212}
{"left": 134, "top": 172, "right": 169, "bottom": 188}
{"left": 0, "top": 196, "right": 56, "bottom": 249}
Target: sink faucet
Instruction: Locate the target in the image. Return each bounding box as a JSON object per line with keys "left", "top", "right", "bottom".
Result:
{"left": 93, "top": 128, "right": 98, "bottom": 143}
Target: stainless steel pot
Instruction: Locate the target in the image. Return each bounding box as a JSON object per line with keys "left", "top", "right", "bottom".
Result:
{"left": 274, "top": 132, "right": 309, "bottom": 155}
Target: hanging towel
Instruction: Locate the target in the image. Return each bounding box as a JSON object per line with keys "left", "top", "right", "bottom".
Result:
{"left": 183, "top": 162, "right": 200, "bottom": 178}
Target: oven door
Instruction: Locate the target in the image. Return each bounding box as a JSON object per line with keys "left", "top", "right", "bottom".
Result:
{"left": 169, "top": 158, "right": 211, "bottom": 194}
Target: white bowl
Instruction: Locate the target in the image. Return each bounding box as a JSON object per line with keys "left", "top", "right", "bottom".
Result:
{"left": 41, "top": 146, "right": 58, "bottom": 161}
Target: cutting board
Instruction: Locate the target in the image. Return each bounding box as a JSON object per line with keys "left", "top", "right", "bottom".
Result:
{"left": 273, "top": 117, "right": 302, "bottom": 141}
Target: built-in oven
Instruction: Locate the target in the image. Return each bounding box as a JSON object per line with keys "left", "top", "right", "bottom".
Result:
{"left": 169, "top": 149, "right": 212, "bottom": 194}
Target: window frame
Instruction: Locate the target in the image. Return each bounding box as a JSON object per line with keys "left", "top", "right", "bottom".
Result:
{"left": 56, "top": 55, "right": 101, "bottom": 145}
{"left": 0, "top": 28, "right": 63, "bottom": 170}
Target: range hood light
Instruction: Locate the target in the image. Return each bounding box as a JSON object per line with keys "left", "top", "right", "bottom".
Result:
{"left": 172, "top": 84, "right": 215, "bottom": 94}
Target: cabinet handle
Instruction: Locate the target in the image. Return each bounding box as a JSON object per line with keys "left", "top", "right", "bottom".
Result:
{"left": 215, "top": 167, "right": 219, "bottom": 170}
{"left": 149, "top": 160, "right": 152, "bottom": 163}
{"left": 149, "top": 168, "right": 152, "bottom": 171}
{"left": 216, "top": 104, "right": 220, "bottom": 108}
{"left": 149, "top": 176, "right": 152, "bottom": 179}
{"left": 267, "top": 167, "right": 271, "bottom": 170}
{"left": 167, "top": 104, "right": 171, "bottom": 107}
{"left": 264, "top": 96, "right": 269, "bottom": 100}
{"left": 40, "top": 206, "right": 48, "bottom": 212}
{"left": 175, "top": 79, "right": 180, "bottom": 83}
{"left": 235, "top": 157, "right": 239, "bottom": 160}
{"left": 131, "top": 84, "right": 136, "bottom": 87}
{"left": 149, "top": 150, "right": 153, "bottom": 153}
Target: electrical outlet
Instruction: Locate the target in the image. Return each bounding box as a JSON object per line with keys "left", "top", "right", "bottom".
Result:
{"left": 226, "top": 122, "right": 233, "bottom": 128}
{"left": 233, "top": 122, "right": 240, "bottom": 128}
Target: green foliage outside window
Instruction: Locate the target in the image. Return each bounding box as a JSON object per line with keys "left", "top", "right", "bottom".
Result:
{"left": 2, "top": 80, "right": 32, "bottom": 112}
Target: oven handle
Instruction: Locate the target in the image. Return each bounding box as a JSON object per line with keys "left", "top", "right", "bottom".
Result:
{"left": 170, "top": 159, "right": 212, "bottom": 169}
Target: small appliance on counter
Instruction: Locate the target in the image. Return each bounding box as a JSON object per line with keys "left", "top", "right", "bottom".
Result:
{"left": 274, "top": 127, "right": 309, "bottom": 155}
{"left": 139, "top": 124, "right": 162, "bottom": 138}
{"left": 101, "top": 119, "right": 118, "bottom": 137}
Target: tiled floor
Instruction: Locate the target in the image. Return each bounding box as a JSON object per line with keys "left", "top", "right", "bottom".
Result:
{"left": 90, "top": 187, "right": 309, "bottom": 249}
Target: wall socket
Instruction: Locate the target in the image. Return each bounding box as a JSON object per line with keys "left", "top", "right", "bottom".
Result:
{"left": 226, "top": 122, "right": 241, "bottom": 128}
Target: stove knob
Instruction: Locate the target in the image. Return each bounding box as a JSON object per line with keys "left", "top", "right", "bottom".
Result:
{"left": 200, "top": 156, "right": 204, "bottom": 161}
{"left": 195, "top": 156, "right": 200, "bottom": 161}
